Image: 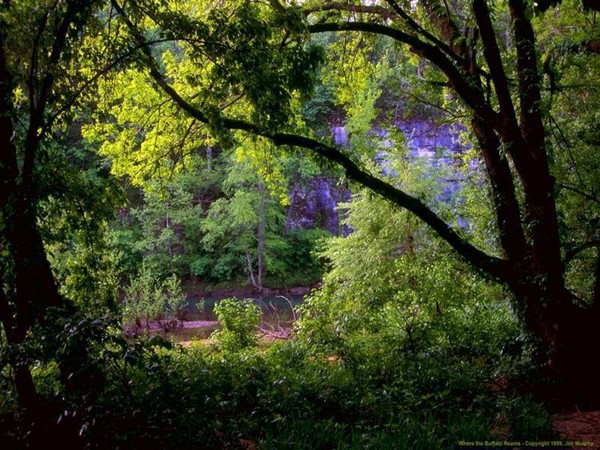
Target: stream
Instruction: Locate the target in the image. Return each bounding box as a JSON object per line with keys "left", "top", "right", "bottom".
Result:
{"left": 148, "top": 294, "right": 305, "bottom": 342}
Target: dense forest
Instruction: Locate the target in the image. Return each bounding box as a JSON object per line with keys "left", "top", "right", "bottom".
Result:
{"left": 2, "top": 0, "right": 600, "bottom": 448}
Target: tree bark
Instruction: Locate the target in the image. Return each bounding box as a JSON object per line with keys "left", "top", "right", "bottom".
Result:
{"left": 0, "top": 276, "right": 41, "bottom": 410}
{"left": 511, "top": 279, "right": 600, "bottom": 407}
{"left": 246, "top": 250, "right": 259, "bottom": 290}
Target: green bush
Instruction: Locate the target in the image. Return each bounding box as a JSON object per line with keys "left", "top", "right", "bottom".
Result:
{"left": 0, "top": 313, "right": 553, "bottom": 450}
{"left": 122, "top": 265, "right": 186, "bottom": 328}
{"left": 189, "top": 255, "right": 212, "bottom": 277}
{"left": 211, "top": 298, "right": 261, "bottom": 352}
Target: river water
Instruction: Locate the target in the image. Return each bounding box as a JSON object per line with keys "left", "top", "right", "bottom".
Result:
{"left": 149, "top": 295, "right": 305, "bottom": 342}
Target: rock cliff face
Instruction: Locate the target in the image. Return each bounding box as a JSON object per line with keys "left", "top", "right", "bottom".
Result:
{"left": 284, "top": 120, "right": 466, "bottom": 234}
{"left": 285, "top": 176, "right": 350, "bottom": 236}
{"left": 398, "top": 120, "right": 465, "bottom": 158}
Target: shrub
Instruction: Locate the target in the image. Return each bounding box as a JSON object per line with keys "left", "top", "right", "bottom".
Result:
{"left": 211, "top": 298, "right": 261, "bottom": 352}
{"left": 122, "top": 265, "right": 186, "bottom": 328}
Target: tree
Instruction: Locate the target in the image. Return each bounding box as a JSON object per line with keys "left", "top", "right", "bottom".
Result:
{"left": 0, "top": 0, "right": 139, "bottom": 412}
{"left": 0, "top": 0, "right": 99, "bottom": 409}
{"left": 198, "top": 144, "right": 292, "bottom": 289}
{"left": 102, "top": 0, "right": 600, "bottom": 404}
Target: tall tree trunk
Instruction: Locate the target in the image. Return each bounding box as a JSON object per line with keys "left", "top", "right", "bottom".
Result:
{"left": 165, "top": 201, "right": 174, "bottom": 275}
{"left": 0, "top": 192, "right": 66, "bottom": 411}
{"left": 0, "top": 277, "right": 41, "bottom": 410}
{"left": 256, "top": 182, "right": 266, "bottom": 290}
{"left": 10, "top": 199, "right": 64, "bottom": 336}
{"left": 510, "top": 273, "right": 600, "bottom": 407}
{"left": 246, "top": 250, "right": 259, "bottom": 289}
{"left": 0, "top": 19, "right": 64, "bottom": 412}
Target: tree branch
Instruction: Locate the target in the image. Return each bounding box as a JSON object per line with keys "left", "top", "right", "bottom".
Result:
{"left": 508, "top": 0, "right": 545, "bottom": 156}
{"left": 420, "top": 0, "right": 466, "bottom": 57}
{"left": 558, "top": 183, "right": 600, "bottom": 206}
{"left": 304, "top": 2, "right": 397, "bottom": 20}
{"left": 176, "top": 83, "right": 507, "bottom": 275}
{"left": 23, "top": 1, "right": 82, "bottom": 191}
{"left": 309, "top": 21, "right": 498, "bottom": 125}
{"left": 564, "top": 240, "right": 600, "bottom": 265}
{"left": 28, "top": 0, "right": 59, "bottom": 112}
{"left": 43, "top": 38, "right": 175, "bottom": 138}
{"left": 471, "top": 116, "right": 527, "bottom": 262}
{"left": 473, "top": 0, "right": 518, "bottom": 130}
{"left": 384, "top": 0, "right": 487, "bottom": 76}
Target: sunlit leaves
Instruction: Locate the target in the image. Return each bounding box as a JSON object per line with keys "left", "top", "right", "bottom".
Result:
{"left": 298, "top": 187, "right": 516, "bottom": 364}
{"left": 322, "top": 33, "right": 389, "bottom": 151}
{"left": 234, "top": 137, "right": 290, "bottom": 205}
{"left": 84, "top": 0, "right": 324, "bottom": 191}
{"left": 83, "top": 67, "right": 205, "bottom": 189}
{"left": 199, "top": 155, "right": 286, "bottom": 281}
{"left": 129, "top": 0, "right": 323, "bottom": 129}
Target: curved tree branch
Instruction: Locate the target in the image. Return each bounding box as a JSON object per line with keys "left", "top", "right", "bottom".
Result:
{"left": 310, "top": 13, "right": 541, "bottom": 191}
{"left": 309, "top": 16, "right": 528, "bottom": 264}
{"left": 309, "top": 21, "right": 499, "bottom": 127}
{"left": 565, "top": 240, "right": 600, "bottom": 265}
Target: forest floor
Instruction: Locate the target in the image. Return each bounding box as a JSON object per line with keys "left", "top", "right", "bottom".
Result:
{"left": 553, "top": 411, "right": 600, "bottom": 449}
{"left": 130, "top": 282, "right": 600, "bottom": 448}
